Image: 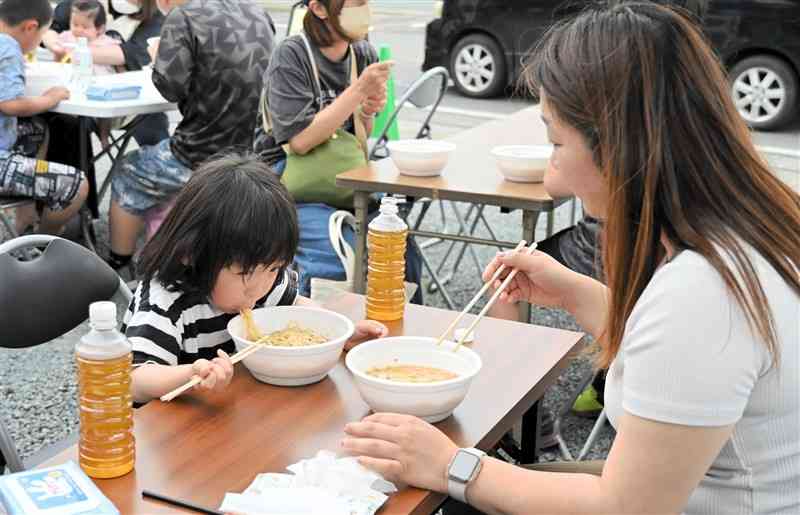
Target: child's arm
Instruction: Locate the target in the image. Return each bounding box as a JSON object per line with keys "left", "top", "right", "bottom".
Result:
{"left": 132, "top": 349, "right": 234, "bottom": 403}
{"left": 293, "top": 295, "right": 388, "bottom": 349}
{"left": 0, "top": 88, "right": 70, "bottom": 117}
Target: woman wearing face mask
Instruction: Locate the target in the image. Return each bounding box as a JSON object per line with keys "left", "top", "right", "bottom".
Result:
{"left": 42, "top": 0, "right": 168, "bottom": 146}
{"left": 254, "top": 0, "right": 423, "bottom": 300}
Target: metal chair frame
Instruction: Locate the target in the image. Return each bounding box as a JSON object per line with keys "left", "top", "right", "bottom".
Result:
{"left": 0, "top": 235, "right": 132, "bottom": 473}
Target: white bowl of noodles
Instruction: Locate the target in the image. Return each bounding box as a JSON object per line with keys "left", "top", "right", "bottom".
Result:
{"left": 228, "top": 306, "right": 355, "bottom": 386}
{"left": 345, "top": 336, "right": 482, "bottom": 423}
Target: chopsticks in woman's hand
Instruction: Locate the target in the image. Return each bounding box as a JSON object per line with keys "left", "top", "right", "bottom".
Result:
{"left": 453, "top": 242, "right": 538, "bottom": 352}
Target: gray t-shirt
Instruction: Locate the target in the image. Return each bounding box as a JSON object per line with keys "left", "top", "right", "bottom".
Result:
{"left": 605, "top": 247, "right": 799, "bottom": 514}
{"left": 253, "top": 35, "right": 378, "bottom": 165}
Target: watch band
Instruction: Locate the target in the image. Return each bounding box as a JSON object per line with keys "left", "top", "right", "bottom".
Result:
{"left": 447, "top": 448, "right": 486, "bottom": 504}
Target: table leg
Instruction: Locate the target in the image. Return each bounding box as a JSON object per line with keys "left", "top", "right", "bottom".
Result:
{"left": 519, "top": 210, "right": 539, "bottom": 323}
{"left": 78, "top": 117, "right": 99, "bottom": 219}
{"left": 353, "top": 191, "right": 369, "bottom": 294}
{"left": 521, "top": 400, "right": 542, "bottom": 464}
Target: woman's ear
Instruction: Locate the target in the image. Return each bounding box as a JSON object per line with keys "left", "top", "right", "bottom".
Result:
{"left": 308, "top": 0, "right": 328, "bottom": 20}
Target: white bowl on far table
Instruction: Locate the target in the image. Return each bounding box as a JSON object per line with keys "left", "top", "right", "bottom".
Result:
{"left": 24, "top": 62, "right": 70, "bottom": 96}
{"left": 228, "top": 306, "right": 354, "bottom": 386}
{"left": 345, "top": 336, "right": 482, "bottom": 423}
{"left": 387, "top": 139, "right": 456, "bottom": 177}
{"left": 491, "top": 144, "right": 553, "bottom": 183}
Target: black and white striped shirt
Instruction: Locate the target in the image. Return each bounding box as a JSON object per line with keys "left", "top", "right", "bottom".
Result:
{"left": 123, "top": 270, "right": 298, "bottom": 366}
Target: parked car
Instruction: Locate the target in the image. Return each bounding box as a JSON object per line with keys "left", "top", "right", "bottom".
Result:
{"left": 423, "top": 0, "right": 800, "bottom": 130}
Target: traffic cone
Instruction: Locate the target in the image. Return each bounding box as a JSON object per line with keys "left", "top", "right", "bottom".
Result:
{"left": 372, "top": 44, "right": 400, "bottom": 140}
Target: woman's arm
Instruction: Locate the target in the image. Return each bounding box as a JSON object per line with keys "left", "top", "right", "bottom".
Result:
{"left": 288, "top": 61, "right": 393, "bottom": 155}
{"left": 344, "top": 412, "right": 733, "bottom": 515}
{"left": 467, "top": 415, "right": 733, "bottom": 515}
{"left": 89, "top": 44, "right": 126, "bottom": 66}
{"left": 288, "top": 84, "right": 365, "bottom": 155}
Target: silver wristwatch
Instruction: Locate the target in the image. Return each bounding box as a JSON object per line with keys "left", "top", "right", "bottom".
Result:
{"left": 447, "top": 448, "right": 486, "bottom": 503}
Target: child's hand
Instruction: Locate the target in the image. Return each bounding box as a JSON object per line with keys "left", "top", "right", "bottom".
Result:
{"left": 43, "top": 87, "right": 70, "bottom": 103}
{"left": 345, "top": 320, "right": 389, "bottom": 351}
{"left": 192, "top": 349, "right": 234, "bottom": 393}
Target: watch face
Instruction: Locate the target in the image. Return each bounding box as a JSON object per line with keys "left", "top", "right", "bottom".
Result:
{"left": 450, "top": 451, "right": 480, "bottom": 481}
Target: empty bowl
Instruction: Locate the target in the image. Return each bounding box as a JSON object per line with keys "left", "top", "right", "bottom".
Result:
{"left": 491, "top": 145, "right": 553, "bottom": 183}
{"left": 345, "top": 336, "right": 482, "bottom": 423}
{"left": 387, "top": 139, "right": 456, "bottom": 177}
{"left": 228, "top": 306, "right": 355, "bottom": 386}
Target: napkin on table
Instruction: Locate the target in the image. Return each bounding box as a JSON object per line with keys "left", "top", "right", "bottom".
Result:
{"left": 219, "top": 450, "right": 397, "bottom": 515}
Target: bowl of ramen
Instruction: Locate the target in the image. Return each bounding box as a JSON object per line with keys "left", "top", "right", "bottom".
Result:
{"left": 387, "top": 139, "right": 456, "bottom": 177}
{"left": 345, "top": 336, "right": 482, "bottom": 423}
{"left": 228, "top": 306, "right": 355, "bottom": 386}
{"left": 491, "top": 145, "right": 553, "bottom": 183}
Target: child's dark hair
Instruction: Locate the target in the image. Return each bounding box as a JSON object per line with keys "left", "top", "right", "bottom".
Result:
{"left": 72, "top": 0, "right": 106, "bottom": 29}
{"left": 0, "top": 0, "right": 53, "bottom": 28}
{"left": 138, "top": 153, "right": 299, "bottom": 297}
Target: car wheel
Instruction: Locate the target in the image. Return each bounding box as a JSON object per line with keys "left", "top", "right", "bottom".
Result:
{"left": 730, "top": 55, "right": 798, "bottom": 131}
{"left": 450, "top": 34, "right": 507, "bottom": 98}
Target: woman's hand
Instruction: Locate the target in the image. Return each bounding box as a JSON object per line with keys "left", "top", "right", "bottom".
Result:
{"left": 346, "top": 320, "right": 389, "bottom": 350}
{"left": 356, "top": 61, "right": 394, "bottom": 99}
{"left": 362, "top": 86, "right": 387, "bottom": 116}
{"left": 482, "top": 248, "right": 580, "bottom": 309}
{"left": 191, "top": 349, "right": 234, "bottom": 393}
{"left": 343, "top": 413, "right": 458, "bottom": 493}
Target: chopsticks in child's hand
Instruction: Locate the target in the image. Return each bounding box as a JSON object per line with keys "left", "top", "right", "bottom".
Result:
{"left": 159, "top": 344, "right": 262, "bottom": 402}
{"left": 436, "top": 240, "right": 527, "bottom": 346}
{"left": 453, "top": 242, "right": 538, "bottom": 352}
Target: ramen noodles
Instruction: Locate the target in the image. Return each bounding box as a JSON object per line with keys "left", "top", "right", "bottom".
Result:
{"left": 366, "top": 365, "right": 458, "bottom": 383}
{"left": 255, "top": 322, "right": 327, "bottom": 347}
{"left": 240, "top": 309, "right": 263, "bottom": 341}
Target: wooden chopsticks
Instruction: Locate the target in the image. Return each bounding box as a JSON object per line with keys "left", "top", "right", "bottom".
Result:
{"left": 442, "top": 241, "right": 538, "bottom": 352}
{"left": 159, "top": 344, "right": 262, "bottom": 402}
{"left": 160, "top": 310, "right": 263, "bottom": 402}
{"left": 435, "top": 240, "right": 527, "bottom": 346}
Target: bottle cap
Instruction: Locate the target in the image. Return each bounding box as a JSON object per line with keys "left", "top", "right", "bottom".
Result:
{"left": 379, "top": 196, "right": 399, "bottom": 216}
{"left": 77, "top": 37, "right": 88, "bottom": 47}
{"left": 89, "top": 301, "right": 117, "bottom": 330}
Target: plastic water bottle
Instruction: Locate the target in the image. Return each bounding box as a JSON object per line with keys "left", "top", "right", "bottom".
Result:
{"left": 76, "top": 301, "right": 135, "bottom": 479}
{"left": 366, "top": 197, "right": 408, "bottom": 321}
{"left": 72, "top": 37, "right": 93, "bottom": 91}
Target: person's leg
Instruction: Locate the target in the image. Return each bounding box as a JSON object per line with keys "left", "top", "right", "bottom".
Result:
{"left": 109, "top": 139, "right": 191, "bottom": 268}
{"left": 131, "top": 113, "right": 169, "bottom": 147}
{"left": 0, "top": 151, "right": 87, "bottom": 235}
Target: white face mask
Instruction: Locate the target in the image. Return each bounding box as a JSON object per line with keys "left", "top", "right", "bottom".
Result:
{"left": 338, "top": 4, "right": 371, "bottom": 40}
{"left": 110, "top": 0, "right": 140, "bottom": 15}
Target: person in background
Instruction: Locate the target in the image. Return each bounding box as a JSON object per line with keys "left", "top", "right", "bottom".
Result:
{"left": 341, "top": 4, "right": 800, "bottom": 514}
{"left": 106, "top": 0, "right": 276, "bottom": 271}
{"left": 254, "top": 0, "right": 423, "bottom": 301}
{"left": 0, "top": 0, "right": 88, "bottom": 236}
{"left": 43, "top": 0, "right": 169, "bottom": 148}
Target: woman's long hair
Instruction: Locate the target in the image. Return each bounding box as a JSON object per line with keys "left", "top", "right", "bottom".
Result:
{"left": 527, "top": 2, "right": 800, "bottom": 368}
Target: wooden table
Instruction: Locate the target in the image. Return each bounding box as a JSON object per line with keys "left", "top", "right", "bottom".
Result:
{"left": 43, "top": 293, "right": 584, "bottom": 514}
{"left": 336, "top": 106, "right": 569, "bottom": 301}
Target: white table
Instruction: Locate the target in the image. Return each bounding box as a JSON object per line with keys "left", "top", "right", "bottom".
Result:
{"left": 42, "top": 70, "right": 177, "bottom": 228}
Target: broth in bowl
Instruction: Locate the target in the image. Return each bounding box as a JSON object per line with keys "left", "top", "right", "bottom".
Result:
{"left": 366, "top": 364, "right": 458, "bottom": 383}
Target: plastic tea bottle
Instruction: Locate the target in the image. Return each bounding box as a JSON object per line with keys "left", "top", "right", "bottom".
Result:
{"left": 72, "top": 37, "right": 93, "bottom": 91}
{"left": 366, "top": 197, "right": 408, "bottom": 321}
{"left": 76, "top": 301, "right": 135, "bottom": 479}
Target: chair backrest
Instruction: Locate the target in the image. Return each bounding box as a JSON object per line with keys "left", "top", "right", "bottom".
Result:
{"left": 287, "top": 1, "right": 307, "bottom": 37}
{"left": 0, "top": 235, "right": 132, "bottom": 349}
{"left": 369, "top": 67, "right": 450, "bottom": 161}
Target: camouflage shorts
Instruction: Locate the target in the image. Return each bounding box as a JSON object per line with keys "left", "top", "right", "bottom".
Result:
{"left": 0, "top": 151, "right": 85, "bottom": 211}
{"left": 111, "top": 138, "right": 191, "bottom": 216}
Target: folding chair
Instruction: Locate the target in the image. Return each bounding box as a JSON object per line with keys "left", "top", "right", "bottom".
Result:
{"left": 287, "top": 1, "right": 308, "bottom": 37}
{"left": 0, "top": 235, "right": 133, "bottom": 473}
